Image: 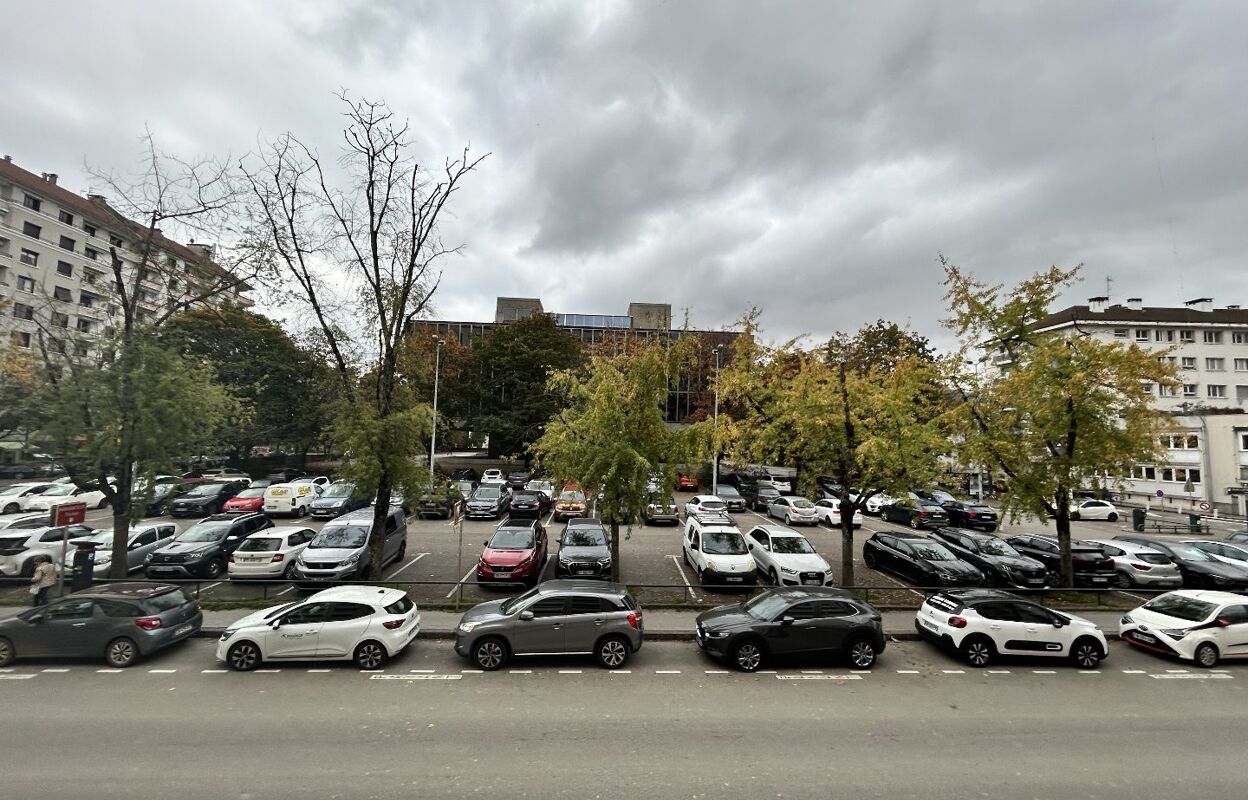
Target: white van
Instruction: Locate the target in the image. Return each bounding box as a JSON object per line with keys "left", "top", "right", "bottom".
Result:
{"left": 263, "top": 482, "right": 323, "bottom": 517}
{"left": 681, "top": 511, "right": 756, "bottom": 588}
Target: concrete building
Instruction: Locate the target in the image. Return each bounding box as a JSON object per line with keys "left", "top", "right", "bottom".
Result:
{"left": 1018, "top": 297, "right": 1248, "bottom": 515}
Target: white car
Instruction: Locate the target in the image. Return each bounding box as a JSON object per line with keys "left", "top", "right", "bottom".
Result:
{"left": 1183, "top": 539, "right": 1248, "bottom": 567}
{"left": 812, "top": 498, "right": 863, "bottom": 529}
{"left": 684, "top": 494, "right": 727, "bottom": 517}
{"left": 0, "top": 524, "right": 95, "bottom": 577}
{"left": 766, "top": 496, "right": 818, "bottom": 526}
{"left": 744, "top": 525, "right": 833, "bottom": 586}
{"left": 228, "top": 526, "right": 316, "bottom": 580}
{"left": 682, "top": 513, "right": 756, "bottom": 588}
{"left": 22, "top": 483, "right": 109, "bottom": 512}
{"left": 482, "top": 469, "right": 504, "bottom": 483}
{"left": 0, "top": 483, "right": 55, "bottom": 515}
{"left": 916, "top": 588, "right": 1108, "bottom": 669}
{"left": 1120, "top": 590, "right": 1248, "bottom": 667}
{"left": 1069, "top": 499, "right": 1120, "bottom": 521}
{"left": 0, "top": 513, "right": 53, "bottom": 532}
{"left": 291, "top": 476, "right": 331, "bottom": 490}
{"left": 859, "top": 493, "right": 893, "bottom": 515}
{"left": 61, "top": 523, "right": 177, "bottom": 576}
{"left": 216, "top": 585, "right": 421, "bottom": 671}
{"left": 263, "top": 482, "right": 323, "bottom": 517}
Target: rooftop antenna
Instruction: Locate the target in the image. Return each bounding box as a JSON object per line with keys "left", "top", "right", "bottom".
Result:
{"left": 1105, "top": 275, "right": 1113, "bottom": 300}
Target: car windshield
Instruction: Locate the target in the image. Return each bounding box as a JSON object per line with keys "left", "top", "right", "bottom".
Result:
{"left": 743, "top": 592, "right": 791, "bottom": 620}
{"left": 501, "top": 586, "right": 542, "bottom": 614}
{"left": 911, "top": 542, "right": 956, "bottom": 561}
{"left": 490, "top": 528, "right": 535, "bottom": 549}
{"left": 771, "top": 536, "right": 814, "bottom": 554}
{"left": 82, "top": 530, "right": 116, "bottom": 545}
{"left": 698, "top": 500, "right": 726, "bottom": 509}
{"left": 718, "top": 487, "right": 741, "bottom": 498}
{"left": 559, "top": 491, "right": 586, "bottom": 502}
{"left": 143, "top": 588, "right": 194, "bottom": 613}
{"left": 759, "top": 488, "right": 779, "bottom": 496}
{"left": 187, "top": 483, "right": 224, "bottom": 496}
{"left": 40, "top": 485, "right": 74, "bottom": 497}
{"left": 175, "top": 523, "right": 230, "bottom": 543}
{"left": 703, "top": 532, "right": 747, "bottom": 555}
{"left": 323, "top": 483, "right": 355, "bottom": 498}
{"left": 790, "top": 499, "right": 814, "bottom": 509}
{"left": 977, "top": 539, "right": 1019, "bottom": 557}
{"left": 514, "top": 493, "right": 541, "bottom": 503}
{"left": 235, "top": 488, "right": 266, "bottom": 499}
{"left": 309, "top": 526, "right": 369, "bottom": 549}
{"left": 562, "top": 529, "right": 606, "bottom": 547}
{"left": 473, "top": 488, "right": 501, "bottom": 500}
{"left": 237, "top": 537, "right": 282, "bottom": 552}
{"left": 1143, "top": 594, "right": 1215, "bottom": 622}
{"left": 1169, "top": 545, "right": 1215, "bottom": 561}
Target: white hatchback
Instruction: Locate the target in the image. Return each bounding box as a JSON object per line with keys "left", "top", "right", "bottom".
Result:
{"left": 813, "top": 498, "right": 863, "bottom": 529}
{"left": 22, "top": 483, "right": 108, "bottom": 512}
{"left": 217, "top": 585, "right": 421, "bottom": 670}
{"left": 228, "top": 527, "right": 317, "bottom": 580}
{"left": 1120, "top": 590, "right": 1248, "bottom": 667}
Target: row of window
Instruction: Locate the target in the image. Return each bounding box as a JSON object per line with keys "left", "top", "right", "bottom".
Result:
{"left": 1116, "top": 328, "right": 1248, "bottom": 344}
{"left": 1160, "top": 434, "right": 1200, "bottom": 449}
{"left": 1129, "top": 466, "right": 1202, "bottom": 484}
{"left": 22, "top": 194, "right": 125, "bottom": 249}
{"left": 9, "top": 331, "right": 95, "bottom": 355}
{"left": 1144, "top": 382, "right": 1240, "bottom": 399}
{"left": 1157, "top": 356, "right": 1248, "bottom": 372}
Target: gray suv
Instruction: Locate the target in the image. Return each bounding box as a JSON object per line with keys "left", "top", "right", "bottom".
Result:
{"left": 454, "top": 580, "right": 643, "bottom": 670}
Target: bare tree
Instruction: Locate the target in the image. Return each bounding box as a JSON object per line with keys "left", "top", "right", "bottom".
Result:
{"left": 244, "top": 94, "right": 485, "bottom": 578}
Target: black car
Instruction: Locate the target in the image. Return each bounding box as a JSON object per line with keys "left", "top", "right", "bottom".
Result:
{"left": 1003, "top": 535, "right": 1116, "bottom": 587}
{"left": 1115, "top": 536, "right": 1248, "bottom": 590}
{"left": 940, "top": 500, "right": 999, "bottom": 532}
{"left": 416, "top": 483, "right": 465, "bottom": 520}
{"left": 862, "top": 533, "right": 987, "bottom": 587}
{"left": 507, "top": 491, "right": 549, "bottom": 519}
{"left": 879, "top": 495, "right": 950, "bottom": 529}
{"left": 142, "top": 482, "right": 189, "bottom": 517}
{"left": 555, "top": 520, "right": 612, "bottom": 579}
{"left": 506, "top": 470, "right": 531, "bottom": 490}
{"left": 694, "top": 587, "right": 886, "bottom": 672}
{"left": 310, "top": 481, "right": 371, "bottom": 519}
{"left": 742, "top": 484, "right": 782, "bottom": 512}
{"left": 144, "top": 513, "right": 273, "bottom": 580}
{"left": 166, "top": 480, "right": 249, "bottom": 518}
{"left": 931, "top": 528, "right": 1049, "bottom": 589}
{"left": 715, "top": 485, "right": 746, "bottom": 513}
{"left": 450, "top": 468, "right": 480, "bottom": 482}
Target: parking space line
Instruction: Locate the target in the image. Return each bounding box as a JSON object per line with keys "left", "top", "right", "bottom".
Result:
{"left": 610, "top": 670, "right": 631, "bottom": 674}
{"left": 96, "top": 669, "right": 123, "bottom": 674}
{"left": 986, "top": 670, "right": 1011, "bottom": 674}
{"left": 800, "top": 670, "right": 824, "bottom": 674}
{"left": 704, "top": 670, "right": 729, "bottom": 674}
{"left": 1032, "top": 670, "right": 1057, "bottom": 674}
{"left": 385, "top": 552, "right": 429, "bottom": 579}
{"left": 147, "top": 669, "right": 177, "bottom": 674}
{"left": 307, "top": 669, "right": 331, "bottom": 673}
{"left": 896, "top": 670, "right": 921, "bottom": 674}
{"left": 198, "top": 582, "right": 224, "bottom": 595}
{"left": 1165, "top": 669, "right": 1189, "bottom": 673}
{"left": 667, "top": 554, "right": 699, "bottom": 601}
{"left": 409, "top": 669, "right": 436, "bottom": 673}
{"left": 41, "top": 668, "right": 70, "bottom": 673}
{"left": 559, "top": 670, "right": 583, "bottom": 674}
{"left": 941, "top": 669, "right": 965, "bottom": 674}
{"left": 255, "top": 669, "right": 281, "bottom": 673}
{"left": 461, "top": 669, "right": 483, "bottom": 674}
{"left": 445, "top": 566, "right": 478, "bottom": 599}
{"left": 201, "top": 669, "right": 227, "bottom": 674}
{"left": 1122, "top": 670, "right": 1147, "bottom": 674}
{"left": 655, "top": 670, "right": 681, "bottom": 674}
{"left": 509, "top": 670, "right": 532, "bottom": 674}
{"left": 1079, "top": 671, "right": 1101, "bottom": 675}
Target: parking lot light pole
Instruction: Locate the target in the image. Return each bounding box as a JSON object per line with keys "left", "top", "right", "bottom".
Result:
{"left": 430, "top": 336, "right": 444, "bottom": 478}
{"left": 712, "top": 345, "right": 722, "bottom": 496}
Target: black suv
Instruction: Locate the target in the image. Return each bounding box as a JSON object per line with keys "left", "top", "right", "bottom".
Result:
{"left": 167, "top": 479, "right": 249, "bottom": 518}
{"left": 506, "top": 470, "right": 532, "bottom": 490}
{"left": 144, "top": 513, "right": 273, "bottom": 579}
{"left": 862, "top": 533, "right": 987, "bottom": 587}
{"left": 742, "top": 484, "right": 781, "bottom": 511}
{"left": 1002, "top": 535, "right": 1116, "bottom": 587}
{"left": 931, "top": 528, "right": 1048, "bottom": 589}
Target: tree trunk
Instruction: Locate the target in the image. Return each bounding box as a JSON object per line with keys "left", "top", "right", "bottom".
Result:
{"left": 1054, "top": 487, "right": 1073, "bottom": 588}
{"left": 106, "top": 465, "right": 133, "bottom": 581}
{"left": 609, "top": 519, "right": 621, "bottom": 583}
{"left": 365, "top": 469, "right": 392, "bottom": 581}
{"left": 839, "top": 493, "right": 855, "bottom": 586}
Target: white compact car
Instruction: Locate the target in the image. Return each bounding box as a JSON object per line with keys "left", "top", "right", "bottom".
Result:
{"left": 766, "top": 496, "right": 818, "bottom": 526}
{"left": 916, "top": 588, "right": 1108, "bottom": 669}
{"left": 684, "top": 495, "right": 727, "bottom": 517}
{"left": 813, "top": 498, "right": 863, "bottom": 529}
{"left": 482, "top": 469, "right": 504, "bottom": 483}
{"left": 859, "top": 493, "right": 892, "bottom": 515}
{"left": 22, "top": 483, "right": 108, "bottom": 512}
{"left": 217, "top": 585, "right": 421, "bottom": 670}
{"left": 228, "top": 526, "right": 316, "bottom": 580}
{"left": 0, "top": 483, "right": 55, "bottom": 515}
{"left": 1120, "top": 590, "right": 1248, "bottom": 667}
{"left": 263, "top": 482, "right": 323, "bottom": 517}
{"left": 744, "top": 525, "right": 833, "bottom": 586}
{"left": 1068, "top": 499, "right": 1119, "bottom": 521}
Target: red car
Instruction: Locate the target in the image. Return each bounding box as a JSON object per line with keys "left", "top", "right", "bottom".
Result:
{"left": 676, "top": 473, "right": 699, "bottom": 491}
{"left": 222, "top": 487, "right": 266, "bottom": 514}
{"left": 476, "top": 520, "right": 548, "bottom": 588}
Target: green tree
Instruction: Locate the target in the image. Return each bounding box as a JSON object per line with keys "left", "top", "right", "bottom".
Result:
{"left": 825, "top": 319, "right": 935, "bottom": 374}
{"left": 532, "top": 338, "right": 709, "bottom": 580}
{"left": 943, "top": 259, "right": 1177, "bottom": 586}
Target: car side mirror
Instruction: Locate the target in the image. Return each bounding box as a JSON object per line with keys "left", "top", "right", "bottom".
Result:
{"left": 779, "top": 615, "right": 795, "bottom": 626}
{"left": 691, "top": 542, "right": 700, "bottom": 551}
{"left": 484, "top": 541, "right": 489, "bottom": 547}
{"left": 1051, "top": 617, "right": 1066, "bottom": 628}
{"left": 25, "top": 613, "right": 44, "bottom": 624}
{"left": 270, "top": 619, "right": 282, "bottom": 629}
{"left": 1216, "top": 617, "right": 1232, "bottom": 628}
{"left": 518, "top": 610, "right": 535, "bottom": 622}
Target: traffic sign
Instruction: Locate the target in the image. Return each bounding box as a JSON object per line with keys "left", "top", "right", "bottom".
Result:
{"left": 1155, "top": 489, "right": 1164, "bottom": 498}
{"left": 49, "top": 501, "right": 87, "bottom": 527}
{"left": 1198, "top": 501, "right": 1211, "bottom": 512}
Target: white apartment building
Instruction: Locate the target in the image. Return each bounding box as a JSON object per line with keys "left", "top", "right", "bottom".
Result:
{"left": 1019, "top": 296, "right": 1248, "bottom": 515}
{"left": 0, "top": 155, "right": 251, "bottom": 359}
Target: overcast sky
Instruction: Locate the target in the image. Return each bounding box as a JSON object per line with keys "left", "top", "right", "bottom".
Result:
{"left": 4, "top": 1, "right": 1247, "bottom": 349}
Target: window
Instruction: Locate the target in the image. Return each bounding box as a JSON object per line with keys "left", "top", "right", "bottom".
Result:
{"left": 1159, "top": 384, "right": 1178, "bottom": 397}
{"left": 1204, "top": 331, "right": 1223, "bottom": 344}
{"left": 12, "top": 303, "right": 34, "bottom": 320}
{"left": 109, "top": 234, "right": 124, "bottom": 249}
{"left": 84, "top": 247, "right": 99, "bottom": 261}
{"left": 281, "top": 602, "right": 329, "bottom": 625}
{"left": 79, "top": 293, "right": 94, "bottom": 308}
{"left": 1141, "top": 382, "right": 1154, "bottom": 395}
{"left": 83, "top": 223, "right": 96, "bottom": 237}
{"left": 58, "top": 210, "right": 74, "bottom": 225}
{"left": 98, "top": 600, "right": 140, "bottom": 618}
{"left": 784, "top": 602, "right": 823, "bottom": 621}
{"left": 326, "top": 602, "right": 373, "bottom": 622}
{"left": 1183, "top": 384, "right": 1198, "bottom": 397}
{"left": 1181, "top": 468, "right": 1201, "bottom": 484}
{"left": 1241, "top": 466, "right": 1248, "bottom": 481}
{"left": 1186, "top": 434, "right": 1199, "bottom": 449}
{"left": 1113, "top": 328, "right": 1128, "bottom": 338}
{"left": 45, "top": 599, "right": 94, "bottom": 620}
{"left": 50, "top": 312, "right": 69, "bottom": 329}
{"left": 1179, "top": 329, "right": 1195, "bottom": 343}
{"left": 22, "top": 222, "right": 41, "bottom": 239}
{"left": 19, "top": 249, "right": 38, "bottom": 266}
{"left": 76, "top": 319, "right": 92, "bottom": 333}
{"left": 1236, "top": 359, "right": 1248, "bottom": 372}
{"left": 53, "top": 286, "right": 72, "bottom": 302}
{"left": 1134, "top": 329, "right": 1150, "bottom": 342}
{"left": 1182, "top": 356, "right": 1197, "bottom": 370}
{"left": 1160, "top": 468, "right": 1174, "bottom": 482}
{"left": 1131, "top": 465, "right": 1156, "bottom": 480}
{"left": 527, "top": 598, "right": 568, "bottom": 618}
{"left": 1157, "top": 356, "right": 1176, "bottom": 366}
{"left": 58, "top": 235, "right": 75, "bottom": 252}
{"left": 1155, "top": 329, "right": 1175, "bottom": 343}
{"left": 10, "top": 332, "right": 30, "bottom": 348}
{"left": 1242, "top": 434, "right": 1248, "bottom": 451}
{"left": 17, "top": 275, "right": 36, "bottom": 293}
{"left": 23, "top": 194, "right": 41, "bottom": 211}
{"left": 568, "top": 596, "right": 612, "bottom": 615}
{"left": 1208, "top": 385, "right": 1226, "bottom": 399}
{"left": 1234, "top": 332, "right": 1248, "bottom": 345}
{"left": 56, "top": 261, "right": 73, "bottom": 277}
{"left": 1206, "top": 358, "right": 1225, "bottom": 371}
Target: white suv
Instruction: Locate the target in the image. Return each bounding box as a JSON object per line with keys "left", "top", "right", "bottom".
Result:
{"left": 217, "top": 585, "right": 421, "bottom": 670}
{"left": 228, "top": 526, "right": 316, "bottom": 580}
{"left": 1120, "top": 590, "right": 1248, "bottom": 667}
{"left": 682, "top": 512, "right": 756, "bottom": 588}
{"left": 916, "top": 588, "right": 1107, "bottom": 669}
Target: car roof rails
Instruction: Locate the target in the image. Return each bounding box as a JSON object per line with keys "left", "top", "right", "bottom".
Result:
{"left": 690, "top": 511, "right": 736, "bottom": 527}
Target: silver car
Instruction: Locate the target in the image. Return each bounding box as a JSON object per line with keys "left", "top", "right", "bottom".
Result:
{"left": 454, "top": 580, "right": 644, "bottom": 670}
{"left": 63, "top": 523, "right": 177, "bottom": 576}
{"left": 1085, "top": 538, "right": 1183, "bottom": 589}
{"left": 294, "top": 507, "right": 407, "bottom": 588}
{"left": 766, "top": 496, "right": 819, "bottom": 526}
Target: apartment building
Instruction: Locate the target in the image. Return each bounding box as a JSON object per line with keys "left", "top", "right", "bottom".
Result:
{"left": 1023, "top": 296, "right": 1248, "bottom": 515}
{"left": 0, "top": 155, "right": 251, "bottom": 357}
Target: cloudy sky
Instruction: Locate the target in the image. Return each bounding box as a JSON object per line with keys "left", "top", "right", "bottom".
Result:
{"left": 4, "top": 1, "right": 1247, "bottom": 349}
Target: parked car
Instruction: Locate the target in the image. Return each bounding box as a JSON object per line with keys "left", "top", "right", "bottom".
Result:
{"left": 311, "top": 481, "right": 371, "bottom": 520}
{"left": 454, "top": 580, "right": 643, "bottom": 670}
{"left": 222, "top": 486, "right": 267, "bottom": 515}
{"left": 507, "top": 490, "right": 550, "bottom": 520}
{"left": 1114, "top": 536, "right": 1248, "bottom": 590}
{"left": 506, "top": 470, "right": 531, "bottom": 490}
{"left": 1120, "top": 590, "right": 1248, "bottom": 667}
{"left": 930, "top": 528, "right": 1049, "bottom": 589}
{"left": 858, "top": 493, "right": 893, "bottom": 515}
{"left": 682, "top": 512, "right": 756, "bottom": 588}
{"left": 1227, "top": 533, "right": 1248, "bottom": 545}
{"left": 917, "top": 588, "right": 1107, "bottom": 669}
{"left": 228, "top": 526, "right": 317, "bottom": 580}
{"left": 879, "top": 494, "right": 949, "bottom": 529}
{"left": 466, "top": 485, "right": 510, "bottom": 519}
{"left": 481, "top": 468, "right": 504, "bottom": 483}
{"left": 182, "top": 468, "right": 250, "bottom": 485}
{"left": 167, "top": 480, "right": 249, "bottom": 518}
{"left": 263, "top": 481, "right": 323, "bottom": 517}
{"left": 919, "top": 489, "right": 959, "bottom": 506}
{"left": 643, "top": 494, "right": 680, "bottom": 525}
{"left": 744, "top": 525, "right": 833, "bottom": 586}
{"left": 766, "top": 496, "right": 818, "bottom": 526}
{"left": 450, "top": 468, "right": 480, "bottom": 482}
{"left": 555, "top": 520, "right": 612, "bottom": 579}
{"left": 1068, "top": 499, "right": 1120, "bottom": 521}
{"left": 1004, "top": 535, "right": 1117, "bottom": 587}
{"left": 676, "top": 472, "right": 700, "bottom": 491}
{"left": 0, "top": 483, "right": 54, "bottom": 515}
{"left": 294, "top": 507, "right": 408, "bottom": 588}
{"left": 1183, "top": 539, "right": 1248, "bottom": 567}
{"left": 742, "top": 484, "right": 781, "bottom": 512}
{"left": 695, "top": 587, "right": 885, "bottom": 672}
{"left": 0, "top": 513, "right": 62, "bottom": 532}
{"left": 812, "top": 498, "right": 863, "bottom": 529}
{"left": 863, "top": 533, "right": 986, "bottom": 587}
{"left": 62, "top": 523, "right": 177, "bottom": 576}
{"left": 476, "top": 520, "right": 548, "bottom": 588}
{"left": 552, "top": 488, "right": 587, "bottom": 522}
{"left": 22, "top": 482, "right": 109, "bottom": 512}
{"left": 715, "top": 485, "right": 746, "bottom": 513}
{"left": 0, "top": 524, "right": 96, "bottom": 577}
{"left": 144, "top": 513, "right": 274, "bottom": 580}
{"left": 1083, "top": 538, "right": 1184, "bottom": 589}
{"left": 525, "top": 480, "right": 555, "bottom": 498}
{"left": 0, "top": 583, "right": 202, "bottom": 668}
{"left": 142, "top": 482, "right": 189, "bottom": 516}
{"left": 415, "top": 483, "right": 464, "bottom": 520}
{"left": 218, "top": 586, "right": 420, "bottom": 671}
{"left": 684, "top": 494, "right": 727, "bottom": 517}
{"left": 265, "top": 469, "right": 306, "bottom": 484}
{"left": 940, "top": 500, "right": 999, "bottom": 532}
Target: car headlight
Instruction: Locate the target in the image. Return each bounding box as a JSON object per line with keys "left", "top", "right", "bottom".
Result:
{"left": 220, "top": 628, "right": 237, "bottom": 641}
{"left": 704, "top": 629, "right": 730, "bottom": 639}
{"left": 1160, "top": 628, "right": 1190, "bottom": 639}
{"left": 705, "top": 559, "right": 719, "bottom": 572}
{"left": 598, "top": 557, "right": 612, "bottom": 566}
{"left": 144, "top": 553, "right": 155, "bottom": 563}
{"left": 558, "top": 553, "right": 571, "bottom": 563}
{"left": 458, "top": 621, "right": 481, "bottom": 633}
{"left": 341, "top": 553, "right": 361, "bottom": 567}
{"left": 780, "top": 566, "right": 797, "bottom": 574}
{"left": 1120, "top": 614, "right": 1132, "bottom": 625}
{"left": 96, "top": 554, "right": 112, "bottom": 565}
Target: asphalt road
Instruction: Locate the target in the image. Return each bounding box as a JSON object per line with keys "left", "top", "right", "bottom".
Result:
{"left": 3, "top": 639, "right": 1245, "bottom": 799}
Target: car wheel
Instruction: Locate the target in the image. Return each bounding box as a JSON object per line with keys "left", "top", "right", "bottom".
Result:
{"left": 354, "top": 640, "right": 388, "bottom": 670}
{"left": 1070, "top": 637, "right": 1102, "bottom": 669}
{"left": 596, "top": 636, "right": 630, "bottom": 669}
{"left": 472, "top": 637, "right": 509, "bottom": 671}
{"left": 846, "top": 638, "right": 878, "bottom": 669}
{"left": 202, "top": 558, "right": 225, "bottom": 579}
{"left": 1070, "top": 511, "right": 1080, "bottom": 521}
{"left": 2, "top": 502, "right": 18, "bottom": 514}
{"left": 396, "top": 539, "right": 407, "bottom": 561}
{"left": 1115, "top": 571, "right": 1134, "bottom": 589}
{"left": 784, "top": 514, "right": 792, "bottom": 525}
{"left": 104, "top": 637, "right": 139, "bottom": 668}
{"left": 0, "top": 636, "right": 14, "bottom": 667}
{"left": 283, "top": 561, "right": 298, "bottom": 580}
{"left": 19, "top": 559, "right": 36, "bottom": 579}
{"left": 982, "top": 525, "right": 997, "bottom": 532}
{"left": 98, "top": 497, "right": 110, "bottom": 509}
{"left": 769, "top": 568, "right": 780, "bottom": 585}
{"left": 731, "top": 638, "right": 764, "bottom": 672}
{"left": 863, "top": 550, "right": 878, "bottom": 569}
{"left": 226, "top": 641, "right": 261, "bottom": 671}
{"left": 682, "top": 550, "right": 690, "bottom": 567}
{"left": 1107, "top": 512, "right": 1118, "bottom": 522}
{"left": 960, "top": 635, "right": 995, "bottom": 668}
{"left": 910, "top": 516, "right": 921, "bottom": 530}
{"left": 1194, "top": 641, "right": 1220, "bottom": 668}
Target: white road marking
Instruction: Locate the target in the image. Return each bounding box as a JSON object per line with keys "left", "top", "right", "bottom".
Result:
{"left": 0, "top": 674, "right": 35, "bottom": 680}
{"left": 610, "top": 670, "right": 631, "bottom": 674}
{"left": 409, "top": 669, "right": 436, "bottom": 673}
{"left": 371, "top": 674, "right": 461, "bottom": 681}
{"left": 198, "top": 582, "right": 224, "bottom": 594}
{"left": 1165, "top": 669, "right": 1189, "bottom": 673}
{"left": 1152, "top": 673, "right": 1232, "bottom": 680}
{"left": 1032, "top": 670, "right": 1057, "bottom": 674}
{"left": 255, "top": 669, "right": 282, "bottom": 673}
{"left": 667, "top": 554, "right": 700, "bottom": 601}
{"left": 986, "top": 670, "right": 1011, "bottom": 674}
{"left": 758, "top": 670, "right": 776, "bottom": 674}
{"left": 97, "top": 669, "right": 123, "bottom": 674}
{"left": 276, "top": 585, "right": 297, "bottom": 596}
{"left": 895, "top": 670, "right": 921, "bottom": 674}
{"left": 800, "top": 670, "right": 824, "bottom": 674}
{"left": 704, "top": 670, "right": 729, "bottom": 674}
{"left": 1079, "top": 670, "right": 1102, "bottom": 675}
{"left": 307, "top": 669, "right": 331, "bottom": 673}
{"left": 41, "top": 668, "right": 70, "bottom": 673}
{"left": 559, "top": 670, "right": 584, "bottom": 674}
{"left": 655, "top": 670, "right": 681, "bottom": 674}
{"left": 0, "top": 668, "right": 13, "bottom": 673}
{"left": 509, "top": 670, "right": 532, "bottom": 674}
{"left": 147, "top": 669, "right": 177, "bottom": 674}
{"left": 941, "top": 669, "right": 965, "bottom": 674}
{"left": 1212, "top": 669, "right": 1231, "bottom": 673}
{"left": 1122, "top": 670, "right": 1147, "bottom": 674}
{"left": 444, "top": 566, "right": 478, "bottom": 599}
{"left": 386, "top": 552, "right": 430, "bottom": 579}
{"left": 461, "top": 669, "right": 483, "bottom": 674}
{"left": 776, "top": 674, "right": 862, "bottom": 681}
{"left": 200, "top": 669, "right": 227, "bottom": 674}
{"left": 850, "top": 670, "right": 872, "bottom": 675}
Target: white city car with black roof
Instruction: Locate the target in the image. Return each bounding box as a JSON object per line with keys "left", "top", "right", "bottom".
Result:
{"left": 1119, "top": 590, "right": 1248, "bottom": 667}
{"left": 916, "top": 588, "right": 1108, "bottom": 669}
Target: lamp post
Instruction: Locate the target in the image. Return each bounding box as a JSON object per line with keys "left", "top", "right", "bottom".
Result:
{"left": 712, "top": 345, "right": 722, "bottom": 496}
{"left": 964, "top": 358, "right": 985, "bottom": 503}
{"left": 430, "top": 335, "right": 444, "bottom": 478}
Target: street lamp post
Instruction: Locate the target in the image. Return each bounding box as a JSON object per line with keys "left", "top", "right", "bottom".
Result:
{"left": 430, "top": 336, "right": 444, "bottom": 478}
{"left": 712, "top": 345, "right": 722, "bottom": 496}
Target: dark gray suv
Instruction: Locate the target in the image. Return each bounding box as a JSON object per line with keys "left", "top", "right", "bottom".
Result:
{"left": 554, "top": 520, "right": 612, "bottom": 579}
{"left": 454, "top": 580, "right": 643, "bottom": 670}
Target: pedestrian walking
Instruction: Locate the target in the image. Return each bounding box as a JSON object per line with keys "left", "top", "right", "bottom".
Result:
{"left": 29, "top": 555, "right": 56, "bottom": 607}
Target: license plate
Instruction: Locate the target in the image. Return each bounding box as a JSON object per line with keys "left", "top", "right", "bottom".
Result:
{"left": 802, "top": 579, "right": 821, "bottom": 586}
{"left": 726, "top": 576, "right": 743, "bottom": 582}
{"left": 1092, "top": 577, "right": 1108, "bottom": 584}
{"left": 1133, "top": 632, "right": 1157, "bottom": 644}
{"left": 174, "top": 623, "right": 193, "bottom": 636}
{"left": 1028, "top": 578, "right": 1045, "bottom": 584}
{"left": 493, "top": 572, "right": 511, "bottom": 579}
{"left": 575, "top": 569, "right": 593, "bottom": 575}
{"left": 921, "top": 618, "right": 938, "bottom": 631}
